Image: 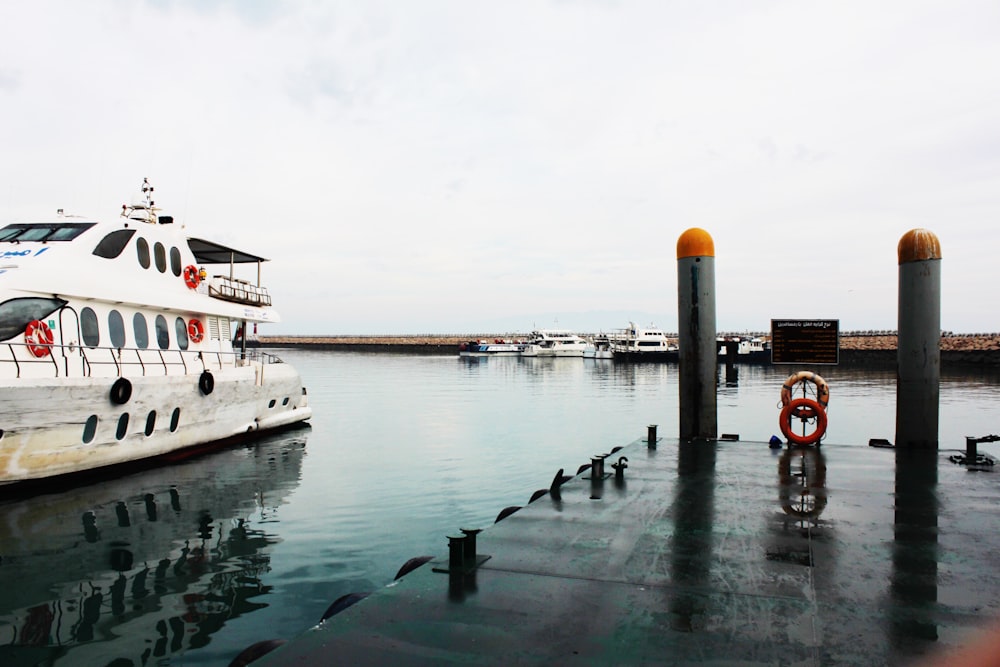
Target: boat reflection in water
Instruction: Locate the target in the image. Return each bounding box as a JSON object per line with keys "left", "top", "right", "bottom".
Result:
{"left": 0, "top": 427, "right": 308, "bottom": 666}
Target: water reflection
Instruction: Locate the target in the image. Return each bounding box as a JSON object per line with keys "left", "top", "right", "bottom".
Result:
{"left": 668, "top": 441, "right": 717, "bottom": 631}
{"left": 890, "top": 449, "right": 939, "bottom": 650}
{"left": 0, "top": 429, "right": 307, "bottom": 666}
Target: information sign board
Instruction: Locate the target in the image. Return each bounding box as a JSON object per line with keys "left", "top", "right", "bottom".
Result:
{"left": 770, "top": 319, "right": 840, "bottom": 365}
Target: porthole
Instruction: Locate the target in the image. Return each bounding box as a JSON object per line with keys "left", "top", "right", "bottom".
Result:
{"left": 83, "top": 415, "right": 98, "bottom": 443}
{"left": 155, "top": 315, "right": 169, "bottom": 350}
{"left": 81, "top": 307, "right": 100, "bottom": 347}
{"left": 137, "top": 237, "right": 150, "bottom": 269}
{"left": 145, "top": 410, "right": 156, "bottom": 436}
{"left": 108, "top": 310, "right": 125, "bottom": 348}
{"left": 170, "top": 407, "right": 180, "bottom": 432}
{"left": 153, "top": 242, "right": 167, "bottom": 273}
{"left": 268, "top": 399, "right": 276, "bottom": 408}
{"left": 133, "top": 312, "right": 149, "bottom": 349}
{"left": 116, "top": 413, "right": 129, "bottom": 440}
{"left": 174, "top": 316, "right": 189, "bottom": 350}
{"left": 282, "top": 397, "right": 290, "bottom": 406}
{"left": 169, "top": 247, "right": 182, "bottom": 276}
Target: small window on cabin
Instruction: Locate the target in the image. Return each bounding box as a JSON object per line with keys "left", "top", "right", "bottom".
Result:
{"left": 155, "top": 315, "right": 169, "bottom": 349}
{"left": 174, "top": 316, "right": 189, "bottom": 350}
{"left": 170, "top": 407, "right": 181, "bottom": 432}
{"left": 153, "top": 242, "right": 167, "bottom": 273}
{"left": 0, "top": 296, "right": 67, "bottom": 341}
{"left": 108, "top": 310, "right": 126, "bottom": 348}
{"left": 93, "top": 229, "right": 136, "bottom": 259}
{"left": 81, "top": 307, "right": 100, "bottom": 347}
{"left": 136, "top": 238, "right": 150, "bottom": 269}
{"left": 116, "top": 413, "right": 129, "bottom": 440}
{"left": 133, "top": 313, "right": 149, "bottom": 349}
{"left": 0, "top": 223, "right": 96, "bottom": 242}
{"left": 145, "top": 411, "right": 156, "bottom": 436}
{"left": 82, "top": 415, "right": 98, "bottom": 444}
{"left": 169, "top": 247, "right": 182, "bottom": 276}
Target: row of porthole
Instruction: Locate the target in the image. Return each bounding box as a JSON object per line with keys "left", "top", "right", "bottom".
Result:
{"left": 83, "top": 408, "right": 182, "bottom": 444}
{"left": 136, "top": 237, "right": 183, "bottom": 276}
{"left": 80, "top": 306, "right": 193, "bottom": 350}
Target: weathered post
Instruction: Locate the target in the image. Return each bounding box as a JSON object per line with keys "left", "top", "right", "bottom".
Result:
{"left": 895, "top": 229, "right": 941, "bottom": 449}
{"left": 677, "top": 228, "right": 717, "bottom": 440}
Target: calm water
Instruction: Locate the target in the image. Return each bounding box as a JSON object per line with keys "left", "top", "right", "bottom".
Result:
{"left": 1, "top": 350, "right": 999, "bottom": 666}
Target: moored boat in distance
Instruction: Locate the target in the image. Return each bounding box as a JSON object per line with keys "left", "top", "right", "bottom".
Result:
{"left": 612, "top": 322, "right": 678, "bottom": 361}
{"left": 717, "top": 335, "right": 771, "bottom": 363}
{"left": 582, "top": 333, "right": 614, "bottom": 359}
{"left": 521, "top": 329, "right": 589, "bottom": 357}
{"left": 458, "top": 338, "right": 527, "bottom": 356}
{"left": 0, "top": 179, "right": 312, "bottom": 486}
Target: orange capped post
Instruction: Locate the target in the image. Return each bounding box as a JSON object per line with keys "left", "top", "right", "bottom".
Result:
{"left": 676, "top": 228, "right": 717, "bottom": 440}
{"left": 676, "top": 228, "right": 715, "bottom": 260}
{"left": 896, "top": 228, "right": 941, "bottom": 449}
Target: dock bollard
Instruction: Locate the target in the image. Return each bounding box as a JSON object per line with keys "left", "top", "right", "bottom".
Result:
{"left": 895, "top": 229, "right": 941, "bottom": 449}
{"left": 677, "top": 228, "right": 718, "bottom": 440}
{"left": 648, "top": 424, "right": 658, "bottom": 448}
{"left": 460, "top": 528, "right": 481, "bottom": 563}
{"left": 448, "top": 535, "right": 466, "bottom": 570}
{"left": 591, "top": 455, "right": 605, "bottom": 478}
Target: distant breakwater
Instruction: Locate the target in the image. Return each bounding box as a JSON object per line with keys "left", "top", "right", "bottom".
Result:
{"left": 258, "top": 333, "right": 1000, "bottom": 366}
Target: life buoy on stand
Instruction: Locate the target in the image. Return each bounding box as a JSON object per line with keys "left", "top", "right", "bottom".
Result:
{"left": 24, "top": 320, "right": 54, "bottom": 358}
{"left": 183, "top": 265, "right": 201, "bottom": 289}
{"left": 778, "top": 371, "right": 830, "bottom": 446}
{"left": 188, "top": 319, "right": 204, "bottom": 343}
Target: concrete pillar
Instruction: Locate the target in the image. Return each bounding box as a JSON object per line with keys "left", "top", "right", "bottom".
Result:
{"left": 677, "top": 228, "right": 717, "bottom": 440}
{"left": 895, "top": 229, "right": 941, "bottom": 449}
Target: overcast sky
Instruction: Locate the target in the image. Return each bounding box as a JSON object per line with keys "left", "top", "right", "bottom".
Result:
{"left": 2, "top": 1, "right": 998, "bottom": 335}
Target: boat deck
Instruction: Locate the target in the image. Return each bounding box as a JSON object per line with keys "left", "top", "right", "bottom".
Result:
{"left": 255, "top": 437, "right": 1000, "bottom": 666}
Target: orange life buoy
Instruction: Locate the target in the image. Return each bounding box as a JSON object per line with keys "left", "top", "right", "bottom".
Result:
{"left": 188, "top": 318, "right": 205, "bottom": 343}
{"left": 24, "top": 320, "right": 53, "bottom": 357}
{"left": 780, "top": 397, "right": 828, "bottom": 446}
{"left": 780, "top": 371, "right": 830, "bottom": 409}
{"left": 184, "top": 265, "right": 200, "bottom": 289}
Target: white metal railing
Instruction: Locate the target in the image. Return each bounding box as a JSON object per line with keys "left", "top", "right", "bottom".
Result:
{"left": 0, "top": 342, "right": 284, "bottom": 379}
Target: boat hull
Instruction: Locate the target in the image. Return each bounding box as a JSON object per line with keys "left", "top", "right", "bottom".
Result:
{"left": 0, "top": 363, "right": 311, "bottom": 485}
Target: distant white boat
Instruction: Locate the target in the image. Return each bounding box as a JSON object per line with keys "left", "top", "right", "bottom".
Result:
{"left": 583, "top": 333, "right": 614, "bottom": 359}
{"left": 522, "top": 329, "right": 589, "bottom": 357}
{"left": 458, "top": 338, "right": 527, "bottom": 357}
{"left": 612, "top": 322, "right": 677, "bottom": 361}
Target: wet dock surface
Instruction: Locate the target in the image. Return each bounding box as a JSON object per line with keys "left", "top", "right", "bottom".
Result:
{"left": 254, "top": 438, "right": 1000, "bottom": 666}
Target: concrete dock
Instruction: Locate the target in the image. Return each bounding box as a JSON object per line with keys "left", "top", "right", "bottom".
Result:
{"left": 250, "top": 437, "right": 1000, "bottom": 666}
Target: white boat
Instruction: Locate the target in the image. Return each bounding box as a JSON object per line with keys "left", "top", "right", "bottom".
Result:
{"left": 0, "top": 179, "right": 312, "bottom": 485}
{"left": 717, "top": 336, "right": 771, "bottom": 363}
{"left": 521, "top": 329, "right": 589, "bottom": 357}
{"left": 582, "top": 333, "right": 614, "bottom": 359}
{"left": 458, "top": 338, "right": 527, "bottom": 357}
{"left": 612, "top": 322, "right": 677, "bottom": 361}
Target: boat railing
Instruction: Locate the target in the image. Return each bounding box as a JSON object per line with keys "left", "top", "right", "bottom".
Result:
{"left": 0, "top": 341, "right": 284, "bottom": 379}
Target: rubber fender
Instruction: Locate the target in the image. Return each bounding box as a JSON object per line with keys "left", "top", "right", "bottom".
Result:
{"left": 198, "top": 370, "right": 214, "bottom": 395}
{"left": 110, "top": 377, "right": 132, "bottom": 405}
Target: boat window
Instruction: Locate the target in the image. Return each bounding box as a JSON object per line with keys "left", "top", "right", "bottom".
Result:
{"left": 155, "top": 315, "right": 169, "bottom": 349}
{"left": 133, "top": 313, "right": 149, "bottom": 349}
{"left": 0, "top": 296, "right": 68, "bottom": 341}
{"left": 169, "top": 246, "right": 182, "bottom": 276}
{"left": 81, "top": 307, "right": 100, "bottom": 347}
{"left": 82, "top": 415, "right": 98, "bottom": 444}
{"left": 0, "top": 222, "right": 95, "bottom": 243}
{"left": 169, "top": 407, "right": 181, "bottom": 432}
{"left": 108, "top": 310, "right": 125, "bottom": 348}
{"left": 174, "top": 316, "right": 189, "bottom": 350}
{"left": 144, "top": 411, "right": 156, "bottom": 436}
{"left": 153, "top": 242, "right": 167, "bottom": 273}
{"left": 116, "top": 413, "right": 129, "bottom": 440}
{"left": 92, "top": 229, "right": 136, "bottom": 259}
{"left": 136, "top": 237, "right": 150, "bottom": 269}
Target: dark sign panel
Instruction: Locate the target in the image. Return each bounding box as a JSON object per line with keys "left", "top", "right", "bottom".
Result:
{"left": 770, "top": 319, "right": 840, "bottom": 365}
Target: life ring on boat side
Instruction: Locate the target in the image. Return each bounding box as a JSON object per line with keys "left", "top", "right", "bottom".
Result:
{"left": 188, "top": 319, "right": 205, "bottom": 343}
{"left": 24, "top": 320, "right": 54, "bottom": 358}
{"left": 110, "top": 377, "right": 133, "bottom": 405}
{"left": 780, "top": 371, "right": 830, "bottom": 411}
{"left": 780, "top": 397, "right": 827, "bottom": 446}
{"left": 183, "top": 265, "right": 200, "bottom": 289}
{"left": 198, "top": 370, "right": 214, "bottom": 395}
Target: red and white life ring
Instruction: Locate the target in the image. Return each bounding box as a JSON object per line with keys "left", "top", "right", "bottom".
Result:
{"left": 24, "top": 320, "right": 54, "bottom": 357}
{"left": 779, "top": 397, "right": 828, "bottom": 446}
{"left": 183, "top": 265, "right": 201, "bottom": 289}
{"left": 188, "top": 318, "right": 205, "bottom": 343}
